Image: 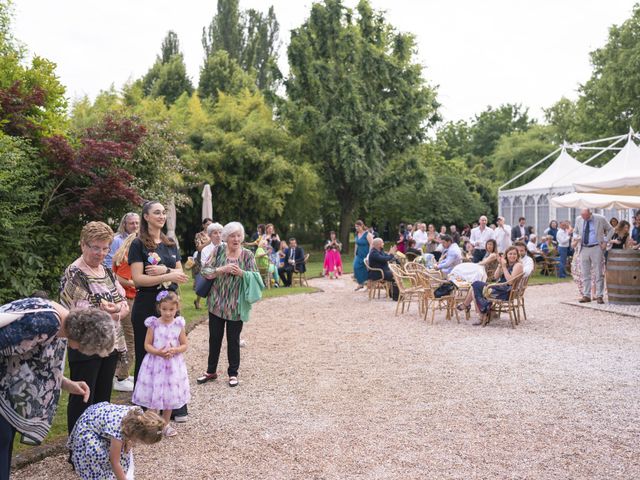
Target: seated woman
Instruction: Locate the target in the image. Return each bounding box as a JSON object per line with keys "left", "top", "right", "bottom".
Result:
{"left": 277, "top": 240, "right": 288, "bottom": 270}
{"left": 478, "top": 239, "right": 499, "bottom": 279}
{"left": 527, "top": 234, "right": 544, "bottom": 262}
{"left": 609, "top": 220, "right": 631, "bottom": 249}
{"left": 255, "top": 239, "right": 280, "bottom": 287}
{"left": 405, "top": 238, "right": 423, "bottom": 260}
{"left": 462, "top": 240, "right": 475, "bottom": 262}
{"left": 457, "top": 246, "right": 523, "bottom": 325}
{"left": 323, "top": 231, "right": 343, "bottom": 279}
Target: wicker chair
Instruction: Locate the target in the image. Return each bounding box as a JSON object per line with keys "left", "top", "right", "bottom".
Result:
{"left": 484, "top": 273, "right": 525, "bottom": 328}
{"left": 388, "top": 263, "right": 424, "bottom": 315}
{"left": 414, "top": 271, "right": 459, "bottom": 323}
{"left": 257, "top": 265, "right": 272, "bottom": 290}
{"left": 540, "top": 253, "right": 560, "bottom": 277}
{"left": 364, "top": 258, "right": 391, "bottom": 300}
{"left": 514, "top": 274, "right": 530, "bottom": 324}
{"left": 292, "top": 254, "right": 309, "bottom": 287}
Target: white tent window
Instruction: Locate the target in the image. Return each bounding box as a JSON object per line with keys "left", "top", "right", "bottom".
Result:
{"left": 556, "top": 207, "right": 570, "bottom": 223}
{"left": 501, "top": 197, "right": 512, "bottom": 226}
{"left": 525, "top": 196, "right": 536, "bottom": 233}
{"left": 538, "top": 194, "right": 549, "bottom": 234}
{"left": 512, "top": 197, "right": 523, "bottom": 225}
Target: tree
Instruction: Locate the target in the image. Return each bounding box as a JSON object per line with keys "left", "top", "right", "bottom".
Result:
{"left": 198, "top": 50, "right": 256, "bottom": 102}
{"left": 140, "top": 31, "right": 193, "bottom": 105}
{"left": 285, "top": 0, "right": 440, "bottom": 250}
{"left": 201, "top": 0, "right": 281, "bottom": 95}
{"left": 470, "top": 104, "right": 533, "bottom": 159}
{"left": 576, "top": 5, "right": 640, "bottom": 137}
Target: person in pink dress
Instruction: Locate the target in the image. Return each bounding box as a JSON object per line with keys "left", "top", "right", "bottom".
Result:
{"left": 322, "top": 231, "right": 343, "bottom": 279}
{"left": 131, "top": 291, "right": 190, "bottom": 437}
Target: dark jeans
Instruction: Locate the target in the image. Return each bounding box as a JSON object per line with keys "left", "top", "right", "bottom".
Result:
{"left": 132, "top": 290, "right": 188, "bottom": 417}
{"left": 558, "top": 246, "right": 569, "bottom": 277}
{"left": 0, "top": 415, "right": 15, "bottom": 480}
{"left": 67, "top": 349, "right": 118, "bottom": 434}
{"left": 472, "top": 249, "right": 486, "bottom": 263}
{"left": 207, "top": 313, "right": 243, "bottom": 377}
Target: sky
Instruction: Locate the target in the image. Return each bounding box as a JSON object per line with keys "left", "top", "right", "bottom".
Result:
{"left": 12, "top": 0, "right": 639, "bottom": 122}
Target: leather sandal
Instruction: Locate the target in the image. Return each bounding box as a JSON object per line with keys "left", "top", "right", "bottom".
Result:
{"left": 196, "top": 372, "right": 218, "bottom": 384}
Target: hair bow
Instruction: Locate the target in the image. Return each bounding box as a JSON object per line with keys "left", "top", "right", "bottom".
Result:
{"left": 156, "top": 291, "right": 169, "bottom": 302}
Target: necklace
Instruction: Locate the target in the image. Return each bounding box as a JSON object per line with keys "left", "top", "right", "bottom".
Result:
{"left": 81, "top": 257, "right": 104, "bottom": 277}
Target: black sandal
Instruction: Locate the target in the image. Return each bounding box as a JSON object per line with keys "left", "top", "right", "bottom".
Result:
{"left": 196, "top": 372, "right": 218, "bottom": 384}
{"left": 456, "top": 303, "right": 470, "bottom": 312}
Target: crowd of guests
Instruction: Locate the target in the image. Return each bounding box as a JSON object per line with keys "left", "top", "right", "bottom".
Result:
{"left": 354, "top": 209, "right": 640, "bottom": 322}
{"left": 1, "top": 202, "right": 264, "bottom": 480}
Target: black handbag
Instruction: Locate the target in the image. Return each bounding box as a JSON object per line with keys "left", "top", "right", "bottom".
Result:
{"left": 434, "top": 281, "right": 457, "bottom": 298}
{"left": 194, "top": 245, "right": 224, "bottom": 297}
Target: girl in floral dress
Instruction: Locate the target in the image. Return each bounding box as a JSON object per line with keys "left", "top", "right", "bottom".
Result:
{"left": 68, "top": 402, "right": 164, "bottom": 480}
{"left": 131, "top": 291, "right": 190, "bottom": 437}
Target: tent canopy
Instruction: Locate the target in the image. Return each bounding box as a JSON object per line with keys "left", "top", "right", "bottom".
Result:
{"left": 573, "top": 139, "right": 640, "bottom": 195}
{"left": 502, "top": 148, "right": 597, "bottom": 194}
{"left": 550, "top": 192, "right": 640, "bottom": 210}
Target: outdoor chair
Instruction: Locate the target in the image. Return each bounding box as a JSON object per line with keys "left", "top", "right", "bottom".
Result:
{"left": 292, "top": 253, "right": 309, "bottom": 287}
{"left": 388, "top": 263, "right": 425, "bottom": 315}
{"left": 364, "top": 258, "right": 391, "bottom": 300}
{"left": 404, "top": 261, "right": 428, "bottom": 278}
{"left": 258, "top": 265, "right": 272, "bottom": 290}
{"left": 514, "top": 274, "right": 530, "bottom": 324}
{"left": 414, "top": 270, "right": 458, "bottom": 324}
{"left": 540, "top": 253, "right": 560, "bottom": 277}
{"left": 485, "top": 273, "right": 525, "bottom": 328}
{"left": 405, "top": 251, "right": 419, "bottom": 263}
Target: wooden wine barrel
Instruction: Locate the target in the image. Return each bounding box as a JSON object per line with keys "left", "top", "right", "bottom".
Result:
{"left": 606, "top": 249, "right": 640, "bottom": 305}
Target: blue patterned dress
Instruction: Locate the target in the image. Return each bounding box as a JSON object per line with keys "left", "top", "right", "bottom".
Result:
{"left": 353, "top": 231, "right": 370, "bottom": 285}
{"left": 0, "top": 298, "right": 65, "bottom": 444}
{"left": 67, "top": 402, "right": 137, "bottom": 479}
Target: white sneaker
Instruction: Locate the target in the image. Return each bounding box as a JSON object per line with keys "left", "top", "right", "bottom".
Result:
{"left": 113, "top": 377, "right": 134, "bottom": 392}
{"left": 173, "top": 415, "right": 188, "bottom": 423}
{"left": 240, "top": 339, "right": 247, "bottom": 348}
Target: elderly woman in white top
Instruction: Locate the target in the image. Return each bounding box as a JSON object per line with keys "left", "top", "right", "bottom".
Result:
{"left": 200, "top": 222, "right": 224, "bottom": 267}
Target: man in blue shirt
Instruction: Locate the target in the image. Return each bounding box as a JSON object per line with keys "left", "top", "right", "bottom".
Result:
{"left": 573, "top": 209, "right": 612, "bottom": 303}
{"left": 435, "top": 235, "right": 462, "bottom": 275}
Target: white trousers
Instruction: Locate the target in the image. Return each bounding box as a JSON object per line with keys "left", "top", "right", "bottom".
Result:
{"left": 580, "top": 245, "right": 605, "bottom": 298}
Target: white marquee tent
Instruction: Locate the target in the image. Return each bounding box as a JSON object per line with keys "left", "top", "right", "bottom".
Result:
{"left": 498, "top": 148, "right": 598, "bottom": 234}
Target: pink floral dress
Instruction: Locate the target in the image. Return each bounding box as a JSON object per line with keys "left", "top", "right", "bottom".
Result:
{"left": 131, "top": 316, "right": 190, "bottom": 410}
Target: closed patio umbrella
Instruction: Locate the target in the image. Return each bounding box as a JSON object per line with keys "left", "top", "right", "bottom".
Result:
{"left": 202, "top": 184, "right": 213, "bottom": 221}
{"left": 166, "top": 198, "right": 179, "bottom": 249}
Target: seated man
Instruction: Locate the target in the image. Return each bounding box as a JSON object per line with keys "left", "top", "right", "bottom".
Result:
{"left": 434, "top": 234, "right": 462, "bottom": 275}
{"left": 527, "top": 234, "right": 544, "bottom": 262}
{"left": 278, "top": 237, "right": 305, "bottom": 287}
{"left": 368, "top": 238, "right": 397, "bottom": 281}
{"left": 514, "top": 241, "right": 535, "bottom": 277}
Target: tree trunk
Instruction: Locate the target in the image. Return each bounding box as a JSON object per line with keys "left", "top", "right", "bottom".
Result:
{"left": 338, "top": 205, "right": 353, "bottom": 255}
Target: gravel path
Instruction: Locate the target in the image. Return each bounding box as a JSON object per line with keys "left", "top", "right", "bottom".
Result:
{"left": 13, "top": 277, "right": 640, "bottom": 479}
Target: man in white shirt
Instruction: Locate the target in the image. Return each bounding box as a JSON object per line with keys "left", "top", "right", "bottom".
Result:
{"left": 412, "top": 223, "right": 428, "bottom": 251}
{"left": 515, "top": 242, "right": 535, "bottom": 277}
{"left": 434, "top": 235, "right": 462, "bottom": 274}
{"left": 494, "top": 216, "right": 511, "bottom": 253}
{"left": 469, "top": 216, "right": 495, "bottom": 263}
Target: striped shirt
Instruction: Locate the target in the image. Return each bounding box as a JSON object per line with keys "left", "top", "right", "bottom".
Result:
{"left": 201, "top": 246, "right": 258, "bottom": 321}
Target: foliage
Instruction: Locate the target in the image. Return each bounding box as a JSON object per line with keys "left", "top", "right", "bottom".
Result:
{"left": 577, "top": 5, "right": 640, "bottom": 137}
{"left": 198, "top": 50, "right": 256, "bottom": 102}
{"left": 202, "top": 0, "right": 281, "bottom": 95}
{"left": 140, "top": 31, "right": 193, "bottom": 106}
{"left": 0, "top": 135, "right": 45, "bottom": 302}
{"left": 285, "top": 0, "right": 440, "bottom": 249}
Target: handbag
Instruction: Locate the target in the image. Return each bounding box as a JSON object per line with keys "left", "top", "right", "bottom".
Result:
{"left": 194, "top": 245, "right": 225, "bottom": 298}
{"left": 434, "top": 281, "right": 457, "bottom": 298}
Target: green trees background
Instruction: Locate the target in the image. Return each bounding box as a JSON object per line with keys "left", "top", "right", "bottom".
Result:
{"left": 1, "top": 0, "right": 640, "bottom": 301}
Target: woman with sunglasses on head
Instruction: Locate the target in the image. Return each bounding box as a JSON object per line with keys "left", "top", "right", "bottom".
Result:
{"left": 59, "top": 221, "right": 130, "bottom": 435}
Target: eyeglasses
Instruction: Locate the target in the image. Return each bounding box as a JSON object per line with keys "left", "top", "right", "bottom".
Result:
{"left": 86, "top": 244, "right": 110, "bottom": 254}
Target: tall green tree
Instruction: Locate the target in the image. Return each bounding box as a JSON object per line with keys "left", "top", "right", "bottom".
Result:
{"left": 198, "top": 50, "right": 256, "bottom": 102}
{"left": 285, "top": 0, "right": 440, "bottom": 250}
{"left": 201, "top": 0, "right": 281, "bottom": 95}
{"left": 141, "top": 31, "right": 193, "bottom": 105}
{"left": 575, "top": 5, "right": 640, "bottom": 137}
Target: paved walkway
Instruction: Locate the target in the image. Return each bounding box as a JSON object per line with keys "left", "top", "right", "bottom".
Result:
{"left": 13, "top": 278, "right": 640, "bottom": 479}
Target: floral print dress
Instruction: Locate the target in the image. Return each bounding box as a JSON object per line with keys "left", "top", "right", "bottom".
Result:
{"left": 0, "top": 298, "right": 65, "bottom": 444}
{"left": 67, "top": 402, "right": 138, "bottom": 480}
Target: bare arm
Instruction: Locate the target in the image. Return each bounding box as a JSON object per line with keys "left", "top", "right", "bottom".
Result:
{"left": 130, "top": 262, "right": 187, "bottom": 287}
{"left": 109, "top": 438, "right": 127, "bottom": 480}
{"left": 115, "top": 274, "right": 135, "bottom": 289}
